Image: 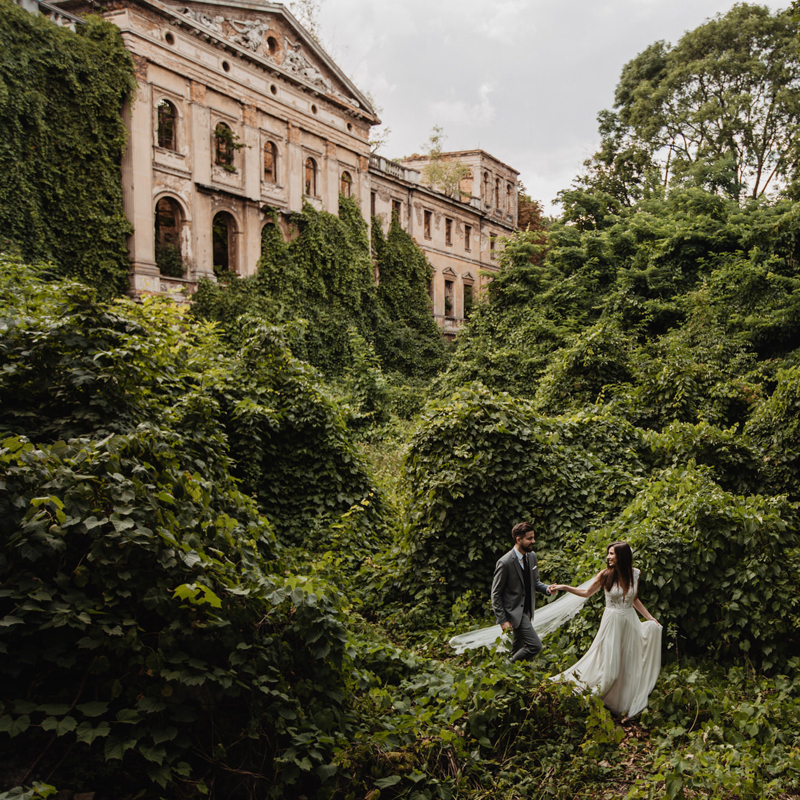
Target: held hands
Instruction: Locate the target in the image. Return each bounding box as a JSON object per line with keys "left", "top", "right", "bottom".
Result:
{"left": 548, "top": 584, "right": 562, "bottom": 594}
{"left": 501, "top": 621, "right": 512, "bottom": 632}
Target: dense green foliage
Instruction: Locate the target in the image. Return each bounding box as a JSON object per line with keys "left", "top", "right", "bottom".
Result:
{"left": 192, "top": 199, "right": 447, "bottom": 381}
{"left": 0, "top": 2, "right": 135, "bottom": 296}
{"left": 6, "top": 3, "right": 800, "bottom": 798}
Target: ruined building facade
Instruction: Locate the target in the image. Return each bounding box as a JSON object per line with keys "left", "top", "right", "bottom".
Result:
{"left": 32, "top": 0, "right": 519, "bottom": 332}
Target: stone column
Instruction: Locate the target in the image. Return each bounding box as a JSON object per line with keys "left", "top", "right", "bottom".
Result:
{"left": 286, "top": 122, "right": 302, "bottom": 213}
{"left": 242, "top": 103, "right": 262, "bottom": 277}
{"left": 189, "top": 81, "right": 213, "bottom": 280}
{"left": 123, "top": 55, "right": 159, "bottom": 295}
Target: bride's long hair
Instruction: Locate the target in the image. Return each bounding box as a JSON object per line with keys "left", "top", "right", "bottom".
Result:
{"left": 601, "top": 541, "right": 635, "bottom": 597}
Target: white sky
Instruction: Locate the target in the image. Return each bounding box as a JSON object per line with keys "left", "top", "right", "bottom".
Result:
{"left": 316, "top": 0, "right": 788, "bottom": 214}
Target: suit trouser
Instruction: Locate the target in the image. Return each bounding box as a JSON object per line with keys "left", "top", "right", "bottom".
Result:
{"left": 510, "top": 612, "right": 542, "bottom": 662}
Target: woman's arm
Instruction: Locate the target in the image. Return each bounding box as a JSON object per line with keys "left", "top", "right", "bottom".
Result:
{"left": 549, "top": 570, "right": 604, "bottom": 599}
{"left": 633, "top": 597, "right": 659, "bottom": 625}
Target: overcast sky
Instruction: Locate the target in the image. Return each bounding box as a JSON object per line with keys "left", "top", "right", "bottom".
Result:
{"left": 316, "top": 0, "right": 788, "bottom": 214}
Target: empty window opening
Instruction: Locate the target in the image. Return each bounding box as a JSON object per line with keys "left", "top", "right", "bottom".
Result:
{"left": 392, "top": 199, "right": 402, "bottom": 222}
{"left": 214, "top": 122, "right": 234, "bottom": 168}
{"left": 155, "top": 197, "right": 183, "bottom": 277}
{"left": 444, "top": 279, "right": 454, "bottom": 318}
{"left": 445, "top": 217, "right": 453, "bottom": 246}
{"left": 464, "top": 283, "right": 474, "bottom": 319}
{"left": 212, "top": 211, "right": 236, "bottom": 277}
{"left": 304, "top": 157, "right": 318, "bottom": 196}
{"left": 483, "top": 172, "right": 489, "bottom": 201}
{"left": 370, "top": 191, "right": 376, "bottom": 218}
{"left": 490, "top": 235, "right": 497, "bottom": 259}
{"left": 495, "top": 178, "right": 500, "bottom": 209}
{"left": 341, "top": 171, "right": 353, "bottom": 197}
{"left": 263, "top": 141, "right": 277, "bottom": 183}
{"left": 424, "top": 209, "right": 432, "bottom": 239}
{"left": 464, "top": 224, "right": 472, "bottom": 252}
{"left": 157, "top": 99, "right": 177, "bottom": 151}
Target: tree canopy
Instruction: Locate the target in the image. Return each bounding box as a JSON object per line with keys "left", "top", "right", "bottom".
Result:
{"left": 572, "top": 3, "right": 800, "bottom": 206}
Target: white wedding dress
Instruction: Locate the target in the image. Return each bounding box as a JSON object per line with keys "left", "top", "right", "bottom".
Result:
{"left": 449, "top": 569, "right": 661, "bottom": 717}
{"left": 550, "top": 568, "right": 661, "bottom": 717}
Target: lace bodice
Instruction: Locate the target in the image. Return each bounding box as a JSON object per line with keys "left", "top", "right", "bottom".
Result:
{"left": 604, "top": 568, "right": 639, "bottom": 610}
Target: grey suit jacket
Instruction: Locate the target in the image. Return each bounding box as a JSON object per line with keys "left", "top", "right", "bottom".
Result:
{"left": 491, "top": 547, "right": 551, "bottom": 628}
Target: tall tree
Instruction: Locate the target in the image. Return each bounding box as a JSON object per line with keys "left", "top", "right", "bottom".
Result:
{"left": 581, "top": 4, "right": 800, "bottom": 203}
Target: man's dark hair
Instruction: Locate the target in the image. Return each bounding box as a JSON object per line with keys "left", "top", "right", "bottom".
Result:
{"left": 511, "top": 521, "right": 535, "bottom": 542}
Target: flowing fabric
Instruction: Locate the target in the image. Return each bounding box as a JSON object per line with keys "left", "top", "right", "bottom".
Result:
{"left": 448, "top": 577, "right": 595, "bottom": 655}
{"left": 550, "top": 568, "right": 661, "bottom": 717}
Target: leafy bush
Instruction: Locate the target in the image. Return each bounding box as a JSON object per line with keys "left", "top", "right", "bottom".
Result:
{"left": 391, "top": 385, "right": 648, "bottom": 619}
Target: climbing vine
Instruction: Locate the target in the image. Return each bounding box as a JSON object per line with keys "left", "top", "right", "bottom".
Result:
{"left": 193, "top": 198, "right": 448, "bottom": 378}
{"left": 0, "top": 4, "right": 136, "bottom": 297}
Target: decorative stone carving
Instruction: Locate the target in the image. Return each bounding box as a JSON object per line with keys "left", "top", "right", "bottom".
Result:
{"left": 181, "top": 7, "right": 223, "bottom": 32}
{"left": 229, "top": 19, "right": 272, "bottom": 55}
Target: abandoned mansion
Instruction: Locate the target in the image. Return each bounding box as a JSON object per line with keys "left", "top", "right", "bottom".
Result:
{"left": 19, "top": 0, "right": 520, "bottom": 333}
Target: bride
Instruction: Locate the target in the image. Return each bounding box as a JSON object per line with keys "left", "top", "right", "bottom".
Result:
{"left": 450, "top": 541, "right": 662, "bottom": 717}
{"left": 548, "top": 541, "right": 661, "bottom": 717}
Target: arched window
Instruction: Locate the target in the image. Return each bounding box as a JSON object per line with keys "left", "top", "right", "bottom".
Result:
{"left": 483, "top": 171, "right": 490, "bottom": 202}
{"left": 340, "top": 170, "right": 352, "bottom": 197}
{"left": 304, "top": 157, "right": 317, "bottom": 196}
{"left": 215, "top": 122, "right": 234, "bottom": 168}
{"left": 154, "top": 197, "right": 183, "bottom": 277}
{"left": 263, "top": 141, "right": 278, "bottom": 183}
{"left": 495, "top": 177, "right": 501, "bottom": 209}
{"left": 506, "top": 183, "right": 513, "bottom": 213}
{"left": 459, "top": 169, "right": 473, "bottom": 201}
{"left": 212, "top": 211, "right": 236, "bottom": 277}
{"left": 157, "top": 99, "right": 177, "bottom": 151}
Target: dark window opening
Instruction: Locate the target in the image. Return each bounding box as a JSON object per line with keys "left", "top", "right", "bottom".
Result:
{"left": 495, "top": 177, "right": 500, "bottom": 208}
{"left": 392, "top": 199, "right": 402, "bottom": 222}
{"left": 490, "top": 235, "right": 496, "bottom": 259}
{"left": 341, "top": 171, "right": 353, "bottom": 197}
{"left": 157, "top": 99, "right": 177, "bottom": 151}
{"left": 215, "top": 122, "right": 234, "bottom": 168}
{"left": 370, "top": 191, "right": 376, "bottom": 218}
{"left": 304, "top": 157, "right": 318, "bottom": 196}
{"left": 444, "top": 279, "right": 454, "bottom": 318}
{"left": 464, "top": 224, "right": 472, "bottom": 252}
{"left": 464, "top": 283, "right": 474, "bottom": 319}
{"left": 263, "top": 141, "right": 277, "bottom": 183}
{"left": 213, "top": 211, "right": 235, "bottom": 277}
{"left": 424, "top": 209, "right": 432, "bottom": 239}
{"left": 445, "top": 218, "right": 453, "bottom": 246}
{"left": 155, "top": 197, "right": 183, "bottom": 277}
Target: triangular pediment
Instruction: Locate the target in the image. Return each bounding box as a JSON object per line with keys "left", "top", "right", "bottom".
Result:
{"left": 162, "top": 0, "right": 377, "bottom": 119}
{"left": 442, "top": 267, "right": 458, "bottom": 277}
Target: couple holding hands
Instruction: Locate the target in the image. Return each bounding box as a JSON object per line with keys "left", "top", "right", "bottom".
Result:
{"left": 456, "top": 521, "right": 662, "bottom": 718}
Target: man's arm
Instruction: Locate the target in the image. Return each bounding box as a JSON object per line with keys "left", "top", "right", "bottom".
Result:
{"left": 531, "top": 560, "right": 551, "bottom": 596}
{"left": 490, "top": 558, "right": 509, "bottom": 626}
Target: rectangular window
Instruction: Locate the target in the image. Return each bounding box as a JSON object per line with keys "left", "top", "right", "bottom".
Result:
{"left": 444, "top": 279, "right": 454, "bottom": 317}
{"left": 424, "top": 209, "right": 432, "bottom": 239}
{"left": 392, "top": 199, "right": 402, "bottom": 223}
{"left": 371, "top": 191, "right": 376, "bottom": 218}
{"left": 445, "top": 218, "right": 453, "bottom": 246}
{"left": 464, "top": 224, "right": 472, "bottom": 252}
{"left": 490, "top": 235, "right": 496, "bottom": 259}
{"left": 464, "top": 283, "right": 474, "bottom": 319}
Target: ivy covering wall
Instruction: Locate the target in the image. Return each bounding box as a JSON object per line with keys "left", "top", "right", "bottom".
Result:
{"left": 192, "top": 197, "right": 448, "bottom": 378}
{"left": 0, "top": 2, "right": 136, "bottom": 296}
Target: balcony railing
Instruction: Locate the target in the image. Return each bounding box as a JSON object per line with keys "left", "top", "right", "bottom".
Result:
{"left": 369, "top": 154, "right": 420, "bottom": 185}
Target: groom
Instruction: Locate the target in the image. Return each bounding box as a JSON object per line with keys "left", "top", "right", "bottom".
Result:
{"left": 491, "top": 521, "right": 556, "bottom": 662}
